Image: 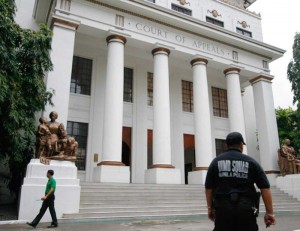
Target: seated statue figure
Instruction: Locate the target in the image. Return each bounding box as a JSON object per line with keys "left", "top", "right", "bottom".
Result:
{"left": 47, "top": 111, "right": 68, "bottom": 157}
{"left": 63, "top": 137, "right": 78, "bottom": 161}
{"left": 48, "top": 137, "right": 78, "bottom": 161}
{"left": 280, "top": 139, "right": 300, "bottom": 174}
{"left": 36, "top": 111, "right": 78, "bottom": 163}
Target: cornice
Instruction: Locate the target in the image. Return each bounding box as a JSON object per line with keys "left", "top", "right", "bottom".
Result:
{"left": 83, "top": 0, "right": 284, "bottom": 60}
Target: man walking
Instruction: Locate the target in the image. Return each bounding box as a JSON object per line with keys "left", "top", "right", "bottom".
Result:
{"left": 27, "top": 169, "right": 58, "bottom": 228}
{"left": 205, "top": 132, "right": 276, "bottom": 231}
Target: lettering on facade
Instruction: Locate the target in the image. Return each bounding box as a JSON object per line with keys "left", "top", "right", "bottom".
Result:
{"left": 131, "top": 21, "right": 230, "bottom": 58}
{"left": 136, "top": 23, "right": 168, "bottom": 39}
{"left": 192, "top": 41, "right": 225, "bottom": 56}
{"left": 217, "top": 160, "right": 249, "bottom": 179}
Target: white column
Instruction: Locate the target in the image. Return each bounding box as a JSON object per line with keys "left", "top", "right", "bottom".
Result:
{"left": 224, "top": 68, "right": 247, "bottom": 154}
{"left": 152, "top": 48, "right": 172, "bottom": 167}
{"left": 93, "top": 35, "right": 129, "bottom": 183}
{"left": 145, "top": 48, "right": 181, "bottom": 184}
{"left": 44, "top": 16, "right": 79, "bottom": 126}
{"left": 188, "top": 58, "right": 213, "bottom": 185}
{"left": 250, "top": 75, "right": 280, "bottom": 185}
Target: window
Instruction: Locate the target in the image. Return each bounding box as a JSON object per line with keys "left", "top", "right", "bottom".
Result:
{"left": 67, "top": 122, "right": 88, "bottom": 171}
{"left": 236, "top": 27, "right": 252, "bottom": 37}
{"left": 212, "top": 87, "right": 228, "bottom": 118}
{"left": 182, "top": 80, "right": 193, "bottom": 112}
{"left": 171, "top": 4, "right": 192, "bottom": 16}
{"left": 215, "top": 139, "right": 227, "bottom": 156}
{"left": 147, "top": 72, "right": 153, "bottom": 106}
{"left": 206, "top": 17, "right": 224, "bottom": 27}
{"left": 70, "top": 56, "right": 93, "bottom": 95}
{"left": 124, "top": 67, "right": 133, "bottom": 103}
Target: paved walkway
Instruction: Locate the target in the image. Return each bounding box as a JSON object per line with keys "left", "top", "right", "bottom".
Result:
{"left": 1, "top": 213, "right": 300, "bottom": 231}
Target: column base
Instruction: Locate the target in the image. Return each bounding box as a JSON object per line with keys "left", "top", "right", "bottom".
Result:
{"left": 145, "top": 168, "right": 181, "bottom": 184}
{"left": 97, "top": 161, "right": 125, "bottom": 166}
{"left": 93, "top": 165, "right": 130, "bottom": 183}
{"left": 188, "top": 170, "right": 207, "bottom": 185}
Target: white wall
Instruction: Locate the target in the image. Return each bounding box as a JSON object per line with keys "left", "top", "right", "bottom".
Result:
{"left": 15, "top": 0, "right": 39, "bottom": 30}
{"left": 144, "top": 0, "right": 262, "bottom": 41}
{"left": 14, "top": 0, "right": 270, "bottom": 184}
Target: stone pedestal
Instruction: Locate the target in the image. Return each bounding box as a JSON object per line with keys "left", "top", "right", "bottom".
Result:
{"left": 276, "top": 175, "right": 300, "bottom": 200}
{"left": 145, "top": 168, "right": 181, "bottom": 184}
{"left": 18, "top": 159, "right": 80, "bottom": 221}
{"left": 188, "top": 170, "right": 207, "bottom": 185}
{"left": 93, "top": 165, "right": 130, "bottom": 183}
{"left": 266, "top": 173, "right": 277, "bottom": 186}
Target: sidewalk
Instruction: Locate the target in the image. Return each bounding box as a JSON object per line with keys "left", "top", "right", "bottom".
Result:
{"left": 1, "top": 213, "right": 300, "bottom": 231}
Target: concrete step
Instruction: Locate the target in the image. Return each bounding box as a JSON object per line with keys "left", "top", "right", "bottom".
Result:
{"left": 61, "top": 212, "right": 205, "bottom": 222}
{"left": 80, "top": 192, "right": 204, "bottom": 196}
{"left": 62, "top": 183, "right": 300, "bottom": 221}
{"left": 78, "top": 205, "right": 205, "bottom": 213}
{"left": 80, "top": 198, "right": 204, "bottom": 202}
{"left": 63, "top": 209, "right": 206, "bottom": 218}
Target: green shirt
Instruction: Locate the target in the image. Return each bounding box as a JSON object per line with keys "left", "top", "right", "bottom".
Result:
{"left": 45, "top": 177, "right": 56, "bottom": 194}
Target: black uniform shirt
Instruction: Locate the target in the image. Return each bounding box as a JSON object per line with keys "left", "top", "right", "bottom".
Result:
{"left": 205, "top": 148, "right": 270, "bottom": 199}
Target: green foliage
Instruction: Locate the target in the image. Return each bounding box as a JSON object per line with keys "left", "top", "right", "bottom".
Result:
{"left": 288, "top": 33, "right": 300, "bottom": 105}
{"left": 276, "top": 107, "right": 300, "bottom": 153}
{"left": 0, "top": 0, "right": 53, "bottom": 199}
{"left": 285, "top": 32, "right": 300, "bottom": 154}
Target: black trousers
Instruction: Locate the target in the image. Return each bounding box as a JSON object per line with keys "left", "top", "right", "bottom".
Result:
{"left": 31, "top": 195, "right": 57, "bottom": 226}
{"left": 213, "top": 198, "right": 258, "bottom": 231}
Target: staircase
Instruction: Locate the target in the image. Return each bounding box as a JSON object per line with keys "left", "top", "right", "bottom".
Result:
{"left": 62, "top": 183, "right": 300, "bottom": 221}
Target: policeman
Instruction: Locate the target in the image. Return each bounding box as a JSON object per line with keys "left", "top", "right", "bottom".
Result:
{"left": 205, "top": 132, "right": 276, "bottom": 231}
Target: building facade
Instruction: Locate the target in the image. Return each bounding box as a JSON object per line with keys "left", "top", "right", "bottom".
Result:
{"left": 15, "top": 0, "right": 284, "bottom": 185}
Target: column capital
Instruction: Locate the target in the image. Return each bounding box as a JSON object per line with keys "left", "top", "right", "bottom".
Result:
{"left": 152, "top": 47, "right": 170, "bottom": 56}
{"left": 190, "top": 58, "right": 208, "bottom": 66}
{"left": 106, "top": 34, "right": 127, "bottom": 44}
{"left": 249, "top": 75, "right": 274, "bottom": 85}
{"left": 51, "top": 16, "right": 80, "bottom": 30}
{"left": 224, "top": 67, "right": 240, "bottom": 75}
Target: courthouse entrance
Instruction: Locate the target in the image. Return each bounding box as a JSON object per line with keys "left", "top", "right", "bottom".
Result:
{"left": 184, "top": 134, "right": 195, "bottom": 184}
{"left": 122, "top": 127, "right": 132, "bottom": 167}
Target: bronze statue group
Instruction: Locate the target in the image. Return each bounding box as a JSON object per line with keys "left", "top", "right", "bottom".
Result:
{"left": 278, "top": 139, "right": 300, "bottom": 175}
{"left": 36, "top": 111, "right": 78, "bottom": 161}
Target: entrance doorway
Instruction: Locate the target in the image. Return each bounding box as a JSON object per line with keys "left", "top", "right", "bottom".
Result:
{"left": 183, "top": 134, "right": 195, "bottom": 184}
{"left": 147, "top": 130, "right": 153, "bottom": 168}
{"left": 122, "top": 127, "right": 131, "bottom": 167}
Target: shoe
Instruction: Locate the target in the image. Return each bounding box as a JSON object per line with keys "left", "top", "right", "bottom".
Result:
{"left": 47, "top": 223, "right": 58, "bottom": 228}
{"left": 26, "top": 222, "right": 36, "bottom": 228}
